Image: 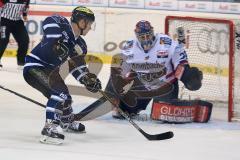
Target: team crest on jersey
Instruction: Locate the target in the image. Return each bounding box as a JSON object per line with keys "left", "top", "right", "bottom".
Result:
{"left": 123, "top": 40, "right": 134, "bottom": 50}
{"left": 156, "top": 50, "right": 168, "bottom": 58}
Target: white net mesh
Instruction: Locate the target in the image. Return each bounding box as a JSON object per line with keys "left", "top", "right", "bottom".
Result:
{"left": 233, "top": 22, "right": 240, "bottom": 120}
{"left": 166, "top": 16, "right": 240, "bottom": 121}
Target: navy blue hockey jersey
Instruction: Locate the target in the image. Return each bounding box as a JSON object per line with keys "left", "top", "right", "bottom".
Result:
{"left": 24, "top": 14, "right": 87, "bottom": 69}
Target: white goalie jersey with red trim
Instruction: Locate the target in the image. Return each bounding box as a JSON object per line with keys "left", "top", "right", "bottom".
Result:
{"left": 119, "top": 33, "right": 189, "bottom": 90}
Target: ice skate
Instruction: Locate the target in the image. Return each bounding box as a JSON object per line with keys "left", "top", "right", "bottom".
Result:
{"left": 112, "top": 108, "right": 125, "bottom": 120}
{"left": 64, "top": 121, "right": 86, "bottom": 133}
{"left": 39, "top": 120, "right": 64, "bottom": 145}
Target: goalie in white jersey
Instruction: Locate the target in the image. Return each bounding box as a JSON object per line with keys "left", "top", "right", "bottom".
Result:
{"left": 105, "top": 20, "right": 209, "bottom": 122}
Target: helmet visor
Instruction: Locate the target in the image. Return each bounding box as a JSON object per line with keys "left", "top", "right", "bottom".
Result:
{"left": 136, "top": 31, "right": 154, "bottom": 51}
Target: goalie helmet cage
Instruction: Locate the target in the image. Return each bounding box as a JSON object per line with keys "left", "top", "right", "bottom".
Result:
{"left": 165, "top": 16, "right": 239, "bottom": 122}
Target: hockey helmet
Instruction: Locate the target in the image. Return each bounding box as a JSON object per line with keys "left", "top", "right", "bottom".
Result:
{"left": 71, "top": 6, "right": 95, "bottom": 23}
{"left": 134, "top": 20, "right": 155, "bottom": 52}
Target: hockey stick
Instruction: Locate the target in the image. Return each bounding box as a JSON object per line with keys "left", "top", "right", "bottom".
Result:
{"left": 98, "top": 90, "right": 174, "bottom": 141}
{"left": 0, "top": 84, "right": 109, "bottom": 121}
{"left": 0, "top": 85, "right": 46, "bottom": 108}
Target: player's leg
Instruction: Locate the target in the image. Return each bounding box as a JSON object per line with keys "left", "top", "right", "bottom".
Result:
{"left": 11, "top": 20, "right": 29, "bottom": 67}
{"left": 112, "top": 97, "right": 152, "bottom": 119}
{"left": 0, "top": 18, "right": 11, "bottom": 68}
{"left": 23, "top": 67, "right": 85, "bottom": 144}
{"left": 23, "top": 67, "right": 65, "bottom": 144}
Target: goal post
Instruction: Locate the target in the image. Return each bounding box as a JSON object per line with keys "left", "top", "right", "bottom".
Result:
{"left": 165, "top": 16, "right": 239, "bottom": 122}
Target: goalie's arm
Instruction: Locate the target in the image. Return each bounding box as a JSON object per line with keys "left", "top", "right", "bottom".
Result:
{"left": 172, "top": 43, "right": 202, "bottom": 91}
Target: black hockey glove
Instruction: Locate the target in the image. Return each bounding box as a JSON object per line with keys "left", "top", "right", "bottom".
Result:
{"left": 181, "top": 66, "right": 203, "bottom": 91}
{"left": 79, "top": 72, "right": 102, "bottom": 93}
{"left": 53, "top": 37, "right": 69, "bottom": 60}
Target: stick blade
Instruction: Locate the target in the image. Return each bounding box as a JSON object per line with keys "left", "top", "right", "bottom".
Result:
{"left": 144, "top": 131, "right": 174, "bottom": 141}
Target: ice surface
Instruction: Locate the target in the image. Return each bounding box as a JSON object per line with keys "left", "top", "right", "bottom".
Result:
{"left": 0, "top": 58, "right": 240, "bottom": 160}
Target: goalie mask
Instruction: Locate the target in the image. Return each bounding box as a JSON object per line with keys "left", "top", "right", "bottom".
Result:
{"left": 135, "top": 20, "right": 155, "bottom": 53}
{"left": 71, "top": 6, "right": 95, "bottom": 35}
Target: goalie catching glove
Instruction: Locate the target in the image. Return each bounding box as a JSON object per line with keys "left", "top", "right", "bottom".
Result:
{"left": 177, "top": 65, "right": 203, "bottom": 91}
{"left": 79, "top": 72, "right": 102, "bottom": 93}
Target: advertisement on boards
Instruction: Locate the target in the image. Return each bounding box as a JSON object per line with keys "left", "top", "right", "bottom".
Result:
{"left": 73, "top": 0, "right": 108, "bottom": 7}
{"left": 213, "top": 2, "right": 240, "bottom": 14}
{"left": 178, "top": 1, "right": 213, "bottom": 12}
{"left": 36, "top": 0, "right": 73, "bottom": 5}
{"left": 7, "top": 12, "right": 106, "bottom": 56}
{"left": 6, "top": 7, "right": 165, "bottom": 57}
{"left": 109, "top": 0, "right": 144, "bottom": 9}
{"left": 145, "top": 0, "right": 178, "bottom": 10}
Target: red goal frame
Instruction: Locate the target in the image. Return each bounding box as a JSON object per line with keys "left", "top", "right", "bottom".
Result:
{"left": 165, "top": 16, "right": 235, "bottom": 122}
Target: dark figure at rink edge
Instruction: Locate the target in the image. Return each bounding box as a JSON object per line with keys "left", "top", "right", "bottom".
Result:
{"left": 23, "top": 6, "right": 102, "bottom": 145}
{"left": 0, "top": 0, "right": 30, "bottom": 68}
{"left": 106, "top": 20, "right": 203, "bottom": 119}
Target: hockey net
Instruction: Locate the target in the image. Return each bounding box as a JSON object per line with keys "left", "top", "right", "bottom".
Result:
{"left": 165, "top": 16, "right": 240, "bottom": 122}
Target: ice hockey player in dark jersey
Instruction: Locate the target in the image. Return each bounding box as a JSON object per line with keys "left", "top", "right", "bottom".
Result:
{"left": 105, "top": 20, "right": 211, "bottom": 123}
{"left": 23, "top": 6, "right": 102, "bottom": 144}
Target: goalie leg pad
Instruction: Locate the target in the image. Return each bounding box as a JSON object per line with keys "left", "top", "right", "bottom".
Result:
{"left": 151, "top": 100, "right": 212, "bottom": 123}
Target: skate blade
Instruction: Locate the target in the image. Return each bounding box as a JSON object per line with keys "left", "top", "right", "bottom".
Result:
{"left": 64, "top": 129, "right": 86, "bottom": 134}
{"left": 39, "top": 135, "right": 64, "bottom": 145}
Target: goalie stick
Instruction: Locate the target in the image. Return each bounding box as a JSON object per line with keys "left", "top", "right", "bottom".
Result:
{"left": 98, "top": 90, "right": 174, "bottom": 141}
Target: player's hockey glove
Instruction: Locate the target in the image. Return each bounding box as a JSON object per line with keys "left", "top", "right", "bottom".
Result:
{"left": 79, "top": 72, "right": 102, "bottom": 93}
{"left": 181, "top": 66, "right": 203, "bottom": 91}
{"left": 53, "top": 37, "right": 69, "bottom": 60}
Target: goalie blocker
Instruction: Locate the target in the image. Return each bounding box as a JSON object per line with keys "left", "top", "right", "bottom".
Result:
{"left": 151, "top": 99, "right": 212, "bottom": 123}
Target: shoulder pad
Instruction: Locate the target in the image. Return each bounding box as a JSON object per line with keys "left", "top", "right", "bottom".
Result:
{"left": 156, "top": 34, "right": 172, "bottom": 46}
{"left": 122, "top": 40, "right": 134, "bottom": 50}
{"left": 51, "top": 14, "right": 69, "bottom": 25}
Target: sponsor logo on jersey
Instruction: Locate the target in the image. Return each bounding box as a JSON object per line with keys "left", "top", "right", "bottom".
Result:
{"left": 138, "top": 69, "right": 166, "bottom": 83}
{"left": 131, "top": 62, "right": 164, "bottom": 70}
{"left": 156, "top": 50, "right": 168, "bottom": 58}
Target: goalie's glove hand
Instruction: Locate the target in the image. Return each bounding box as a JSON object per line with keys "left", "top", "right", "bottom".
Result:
{"left": 79, "top": 72, "right": 102, "bottom": 93}
{"left": 181, "top": 67, "right": 203, "bottom": 91}
{"left": 53, "top": 37, "right": 69, "bottom": 60}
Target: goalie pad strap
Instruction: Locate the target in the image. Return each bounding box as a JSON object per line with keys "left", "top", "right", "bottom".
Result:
{"left": 151, "top": 100, "right": 212, "bottom": 123}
